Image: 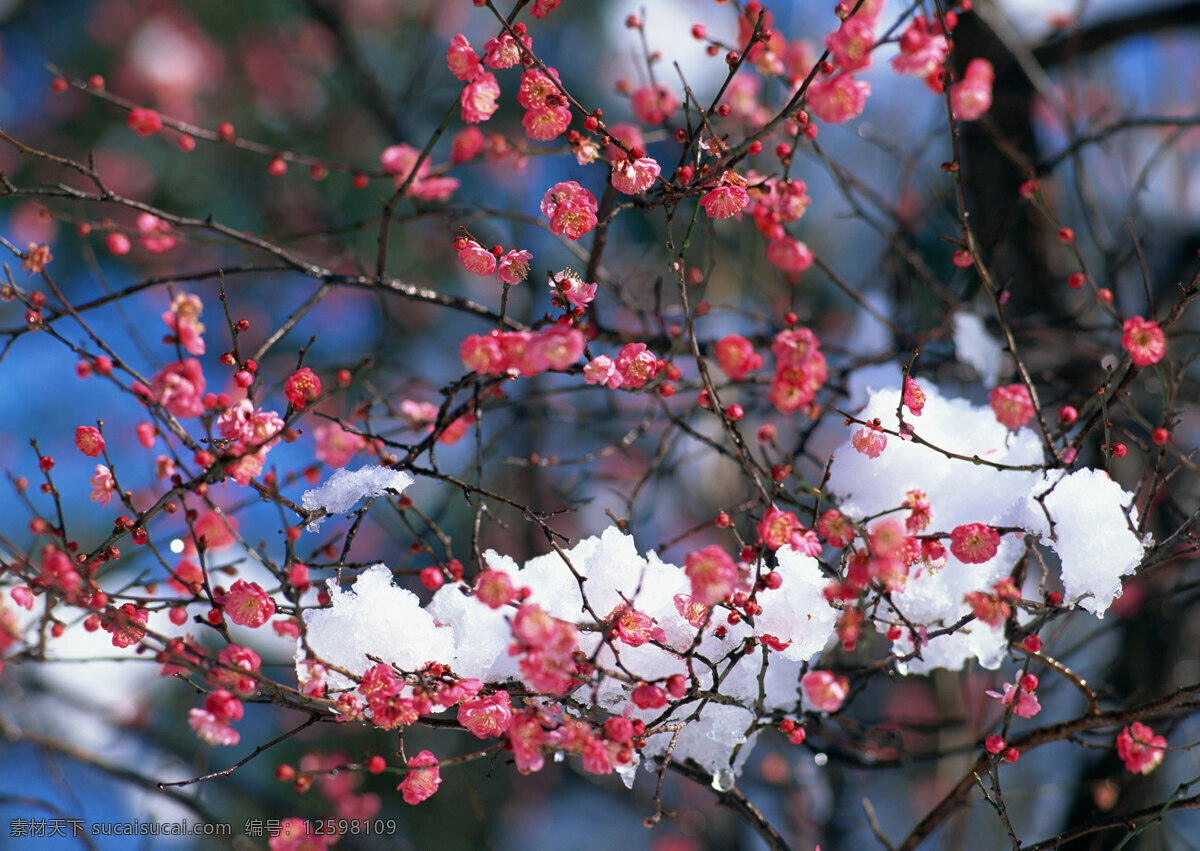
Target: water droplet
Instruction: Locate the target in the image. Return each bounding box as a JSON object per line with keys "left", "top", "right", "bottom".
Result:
{"left": 814, "top": 752, "right": 828, "bottom": 766}
{"left": 710, "top": 768, "right": 735, "bottom": 792}
{"left": 553, "top": 751, "right": 564, "bottom": 763}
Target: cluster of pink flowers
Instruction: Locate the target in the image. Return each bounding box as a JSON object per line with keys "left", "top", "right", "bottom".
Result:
{"left": 987, "top": 673, "right": 1041, "bottom": 719}
{"left": 583, "top": 342, "right": 663, "bottom": 391}
{"left": 756, "top": 507, "right": 819, "bottom": 554}
{"left": 518, "top": 67, "right": 572, "bottom": 142}
{"left": 1117, "top": 722, "right": 1167, "bottom": 774}
{"left": 101, "top": 602, "right": 149, "bottom": 648}
{"left": 379, "top": 143, "right": 460, "bottom": 201}
{"left": 211, "top": 644, "right": 262, "bottom": 696}
{"left": 189, "top": 688, "right": 244, "bottom": 746}
{"left": 610, "top": 152, "right": 661, "bottom": 195}
{"left": 714, "top": 334, "right": 763, "bottom": 381}
{"left": 701, "top": 171, "right": 751, "bottom": 219}
{"left": 749, "top": 178, "right": 814, "bottom": 273}
{"left": 549, "top": 269, "right": 597, "bottom": 308}
{"left": 891, "top": 15, "right": 951, "bottom": 89}
{"left": 145, "top": 358, "right": 206, "bottom": 418}
{"left": 541, "top": 180, "right": 598, "bottom": 239}
{"left": 509, "top": 603, "right": 582, "bottom": 696}
{"left": 460, "top": 324, "right": 586, "bottom": 377}
{"left": 161, "top": 291, "right": 205, "bottom": 354}
{"left": 216, "top": 398, "right": 285, "bottom": 486}
{"left": 769, "top": 327, "right": 827, "bottom": 415}
{"left": 951, "top": 59, "right": 995, "bottom": 121}
{"left": 964, "top": 577, "right": 1021, "bottom": 627}
{"left": 455, "top": 238, "right": 533, "bottom": 286}
{"left": 136, "top": 213, "right": 176, "bottom": 254}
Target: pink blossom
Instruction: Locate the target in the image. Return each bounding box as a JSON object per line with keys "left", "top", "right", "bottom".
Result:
{"left": 400, "top": 400, "right": 439, "bottom": 431}
{"left": 531, "top": 0, "right": 561, "bottom": 17}
{"left": 150, "top": 359, "right": 206, "bottom": 418}
{"left": 758, "top": 507, "right": 801, "bottom": 551}
{"left": 765, "top": 237, "right": 814, "bottom": 273}
{"left": 458, "top": 242, "right": 498, "bottom": 275}
{"left": 450, "top": 126, "right": 485, "bottom": 163}
{"left": 483, "top": 29, "right": 530, "bottom": 69}
{"left": 701, "top": 184, "right": 750, "bottom": 219}
{"left": 461, "top": 72, "right": 500, "bottom": 124}
{"left": 802, "top": 670, "right": 848, "bottom": 713}
{"left": 851, "top": 427, "right": 887, "bottom": 458}
{"left": 611, "top": 605, "right": 657, "bottom": 646}
{"left": 184, "top": 510, "right": 238, "bottom": 556}
{"left": 517, "top": 68, "right": 562, "bottom": 109}
{"left": 531, "top": 325, "right": 585, "bottom": 370}
{"left": 902, "top": 489, "right": 933, "bottom": 533}
{"left": 498, "top": 249, "right": 533, "bottom": 285}
{"left": 102, "top": 602, "right": 148, "bottom": 648}
{"left": 284, "top": 367, "right": 320, "bottom": 408}
{"left": 214, "top": 644, "right": 262, "bottom": 696}
{"left": 684, "top": 545, "right": 737, "bottom": 606}
{"left": 509, "top": 712, "right": 546, "bottom": 774}
{"left": 674, "top": 593, "right": 708, "bottom": 628}
{"left": 268, "top": 819, "right": 333, "bottom": 850}
{"left": 446, "top": 34, "right": 482, "bottom": 82}
{"left": 523, "top": 106, "right": 572, "bottom": 141}
{"left": 891, "top": 18, "right": 949, "bottom": 83}
{"left": 399, "top": 750, "right": 441, "bottom": 805}
{"left": 964, "top": 578, "right": 1020, "bottom": 627}
{"left": 313, "top": 422, "right": 367, "bottom": 467}
{"left": 207, "top": 689, "right": 246, "bottom": 725}
{"left": 75, "top": 426, "right": 105, "bottom": 457}
{"left": 550, "top": 269, "right": 597, "bottom": 308}
{"left": 986, "top": 680, "right": 1041, "bottom": 719}
{"left": 610, "top": 156, "right": 660, "bottom": 195}
{"left": 458, "top": 692, "right": 513, "bottom": 738}
{"left": 223, "top": 579, "right": 275, "bottom": 628}
{"left": 162, "top": 292, "right": 205, "bottom": 354}
{"left": 1117, "top": 723, "right": 1166, "bottom": 774}
{"left": 904, "top": 378, "right": 926, "bottom": 416}
{"left": 1121, "top": 316, "right": 1166, "bottom": 366}
{"left": 817, "top": 509, "right": 855, "bottom": 548}
{"left": 714, "top": 334, "right": 763, "bottom": 380}
{"left": 541, "top": 181, "right": 598, "bottom": 240}
{"left": 806, "top": 74, "right": 870, "bottom": 124}
{"left": 475, "top": 569, "right": 515, "bottom": 609}
{"left": 630, "top": 83, "right": 679, "bottom": 125}
{"left": 127, "top": 107, "right": 162, "bottom": 136}
{"left": 615, "top": 343, "right": 659, "bottom": 388}
{"left": 951, "top": 59, "right": 994, "bottom": 121}
{"left": 949, "top": 523, "right": 1001, "bottom": 564}
{"left": 989, "top": 383, "right": 1034, "bottom": 430}
{"left": 136, "top": 213, "right": 176, "bottom": 254}
{"left": 580, "top": 736, "right": 613, "bottom": 775}
{"left": 789, "top": 529, "right": 823, "bottom": 557}
{"left": 380, "top": 143, "right": 460, "bottom": 201}
{"left": 189, "top": 708, "right": 240, "bottom": 746}
{"left": 584, "top": 355, "right": 621, "bottom": 389}
{"left": 460, "top": 333, "right": 506, "bottom": 375}
{"left": 825, "top": 17, "right": 875, "bottom": 74}
{"left": 604, "top": 123, "right": 646, "bottom": 163}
